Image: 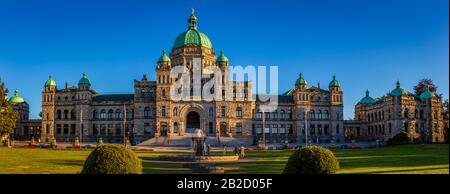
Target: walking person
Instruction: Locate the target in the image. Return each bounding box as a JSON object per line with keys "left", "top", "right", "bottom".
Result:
{"left": 207, "top": 144, "right": 211, "bottom": 155}
{"left": 223, "top": 144, "right": 227, "bottom": 156}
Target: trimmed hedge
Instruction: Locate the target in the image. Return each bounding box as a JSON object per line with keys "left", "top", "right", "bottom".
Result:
{"left": 283, "top": 146, "right": 339, "bottom": 174}
{"left": 81, "top": 144, "right": 142, "bottom": 174}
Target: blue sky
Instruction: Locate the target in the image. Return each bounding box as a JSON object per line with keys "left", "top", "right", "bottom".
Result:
{"left": 0, "top": 0, "right": 448, "bottom": 119}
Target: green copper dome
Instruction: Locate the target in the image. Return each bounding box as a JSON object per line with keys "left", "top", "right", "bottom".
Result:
{"left": 173, "top": 9, "right": 213, "bottom": 49}
{"left": 217, "top": 50, "right": 228, "bottom": 62}
{"left": 329, "top": 75, "right": 340, "bottom": 87}
{"left": 390, "top": 80, "right": 408, "bottom": 96}
{"left": 419, "top": 85, "right": 435, "bottom": 99}
{"left": 9, "top": 90, "right": 25, "bottom": 104}
{"left": 78, "top": 73, "right": 91, "bottom": 85}
{"left": 45, "top": 75, "right": 57, "bottom": 87}
{"left": 295, "top": 73, "right": 307, "bottom": 85}
{"left": 158, "top": 50, "right": 171, "bottom": 62}
{"left": 360, "top": 90, "right": 375, "bottom": 105}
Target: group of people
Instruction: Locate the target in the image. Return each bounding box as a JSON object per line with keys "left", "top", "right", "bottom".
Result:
{"left": 220, "top": 145, "right": 245, "bottom": 158}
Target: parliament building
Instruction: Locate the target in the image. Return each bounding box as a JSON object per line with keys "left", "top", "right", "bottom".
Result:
{"left": 9, "top": 10, "right": 445, "bottom": 145}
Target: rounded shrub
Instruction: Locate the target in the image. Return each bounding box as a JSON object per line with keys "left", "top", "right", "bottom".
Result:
{"left": 81, "top": 144, "right": 142, "bottom": 174}
{"left": 283, "top": 146, "right": 339, "bottom": 174}
{"left": 387, "top": 131, "right": 412, "bottom": 145}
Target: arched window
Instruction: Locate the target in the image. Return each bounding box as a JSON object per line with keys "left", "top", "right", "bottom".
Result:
{"left": 173, "top": 107, "right": 178, "bottom": 117}
{"left": 404, "top": 108, "right": 409, "bottom": 118}
{"left": 236, "top": 107, "right": 242, "bottom": 117}
{"left": 126, "top": 109, "right": 132, "bottom": 119}
{"left": 280, "top": 110, "right": 285, "bottom": 120}
{"left": 317, "top": 110, "right": 322, "bottom": 120}
{"left": 108, "top": 109, "right": 114, "bottom": 120}
{"left": 162, "top": 89, "right": 166, "bottom": 97}
{"left": 272, "top": 111, "right": 278, "bottom": 120}
{"left": 115, "top": 109, "right": 122, "bottom": 119}
{"left": 63, "top": 110, "right": 69, "bottom": 119}
{"left": 324, "top": 110, "right": 329, "bottom": 119}
{"left": 288, "top": 109, "right": 293, "bottom": 119}
{"left": 209, "top": 107, "right": 214, "bottom": 118}
{"left": 144, "top": 107, "right": 150, "bottom": 118}
{"left": 71, "top": 110, "right": 76, "bottom": 119}
{"left": 100, "top": 109, "right": 107, "bottom": 120}
{"left": 57, "top": 110, "right": 62, "bottom": 120}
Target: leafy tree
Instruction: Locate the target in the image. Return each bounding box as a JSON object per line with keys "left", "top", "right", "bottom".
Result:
{"left": 414, "top": 78, "right": 438, "bottom": 96}
{"left": 443, "top": 99, "right": 449, "bottom": 143}
{"left": 0, "top": 78, "right": 19, "bottom": 146}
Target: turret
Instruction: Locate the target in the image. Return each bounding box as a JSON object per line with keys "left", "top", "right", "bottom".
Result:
{"left": 216, "top": 50, "right": 229, "bottom": 66}
{"left": 78, "top": 73, "right": 91, "bottom": 90}
{"left": 295, "top": 73, "right": 307, "bottom": 90}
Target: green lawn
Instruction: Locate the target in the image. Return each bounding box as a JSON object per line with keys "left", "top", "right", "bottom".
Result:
{"left": 0, "top": 144, "right": 448, "bottom": 174}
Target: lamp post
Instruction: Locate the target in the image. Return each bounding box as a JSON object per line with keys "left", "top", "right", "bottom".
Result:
{"left": 262, "top": 109, "right": 266, "bottom": 149}
{"left": 123, "top": 104, "right": 126, "bottom": 146}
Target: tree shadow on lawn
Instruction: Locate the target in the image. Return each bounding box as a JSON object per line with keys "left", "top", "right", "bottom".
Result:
{"left": 337, "top": 153, "right": 448, "bottom": 169}
{"left": 45, "top": 159, "right": 85, "bottom": 167}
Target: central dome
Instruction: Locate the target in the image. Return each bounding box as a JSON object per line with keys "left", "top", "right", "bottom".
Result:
{"left": 172, "top": 9, "right": 213, "bottom": 49}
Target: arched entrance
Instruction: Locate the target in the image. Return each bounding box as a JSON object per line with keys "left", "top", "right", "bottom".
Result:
{"left": 220, "top": 122, "right": 227, "bottom": 136}
{"left": 186, "top": 111, "right": 200, "bottom": 133}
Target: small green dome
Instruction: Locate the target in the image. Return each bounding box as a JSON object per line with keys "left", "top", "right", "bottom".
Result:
{"left": 173, "top": 9, "right": 213, "bottom": 49}
{"left": 295, "top": 73, "right": 307, "bottom": 85}
{"left": 45, "top": 75, "right": 57, "bottom": 87}
{"left": 390, "top": 80, "right": 408, "bottom": 96}
{"left": 329, "top": 75, "right": 340, "bottom": 88}
{"left": 9, "top": 90, "right": 25, "bottom": 104}
{"left": 157, "top": 50, "right": 171, "bottom": 63}
{"left": 78, "top": 73, "right": 91, "bottom": 85}
{"left": 360, "top": 90, "right": 375, "bottom": 105}
{"left": 217, "top": 50, "right": 228, "bottom": 62}
{"left": 419, "top": 85, "right": 435, "bottom": 99}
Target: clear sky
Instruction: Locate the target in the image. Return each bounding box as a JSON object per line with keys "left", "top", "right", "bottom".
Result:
{"left": 0, "top": 0, "right": 448, "bottom": 119}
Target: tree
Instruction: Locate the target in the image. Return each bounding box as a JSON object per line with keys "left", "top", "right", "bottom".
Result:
{"left": 414, "top": 78, "right": 438, "bottom": 96}
{"left": 443, "top": 99, "right": 449, "bottom": 143}
{"left": 0, "top": 78, "right": 19, "bottom": 146}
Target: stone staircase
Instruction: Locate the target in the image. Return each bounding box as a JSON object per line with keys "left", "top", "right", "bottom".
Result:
{"left": 138, "top": 134, "right": 253, "bottom": 147}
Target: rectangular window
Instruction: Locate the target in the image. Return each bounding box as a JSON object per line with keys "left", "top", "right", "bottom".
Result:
{"left": 235, "top": 123, "right": 242, "bottom": 134}
{"left": 255, "top": 124, "right": 263, "bottom": 134}
{"left": 271, "top": 124, "right": 278, "bottom": 134}
{"left": 279, "top": 124, "right": 286, "bottom": 134}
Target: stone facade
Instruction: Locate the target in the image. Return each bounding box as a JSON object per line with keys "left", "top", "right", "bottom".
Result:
{"left": 347, "top": 82, "right": 445, "bottom": 143}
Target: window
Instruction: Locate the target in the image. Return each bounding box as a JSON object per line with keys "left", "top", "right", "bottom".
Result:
{"left": 235, "top": 123, "right": 242, "bottom": 134}
{"left": 288, "top": 109, "right": 293, "bottom": 119}
{"left": 173, "top": 107, "right": 178, "bottom": 117}
{"left": 63, "top": 110, "right": 68, "bottom": 119}
{"left": 255, "top": 124, "right": 263, "bottom": 134}
{"left": 108, "top": 109, "right": 114, "bottom": 120}
{"left": 309, "top": 110, "right": 315, "bottom": 120}
{"left": 279, "top": 124, "right": 286, "bottom": 134}
{"left": 280, "top": 110, "right": 285, "bottom": 120}
{"left": 56, "top": 124, "right": 62, "bottom": 134}
{"left": 255, "top": 109, "right": 262, "bottom": 119}
{"left": 318, "top": 110, "right": 322, "bottom": 120}
{"left": 272, "top": 111, "right": 278, "bottom": 120}
{"left": 144, "top": 107, "right": 150, "bottom": 118}
{"left": 236, "top": 107, "right": 242, "bottom": 117}
{"left": 318, "top": 124, "right": 322, "bottom": 134}
{"left": 209, "top": 107, "right": 214, "bottom": 118}
{"left": 162, "top": 106, "right": 166, "bottom": 117}
{"left": 57, "top": 110, "right": 62, "bottom": 120}
{"left": 271, "top": 124, "right": 278, "bottom": 134}
{"left": 221, "top": 106, "right": 226, "bottom": 117}
{"left": 336, "top": 124, "right": 340, "bottom": 134}
{"left": 388, "top": 123, "right": 392, "bottom": 133}
{"left": 324, "top": 110, "right": 329, "bottom": 119}
{"left": 115, "top": 109, "right": 122, "bottom": 119}
{"left": 100, "top": 110, "right": 107, "bottom": 120}
{"left": 116, "top": 124, "right": 122, "bottom": 135}
{"left": 63, "top": 124, "right": 69, "bottom": 134}
{"left": 324, "top": 124, "right": 329, "bottom": 134}
{"left": 162, "top": 89, "right": 166, "bottom": 97}
{"left": 71, "top": 110, "right": 76, "bottom": 119}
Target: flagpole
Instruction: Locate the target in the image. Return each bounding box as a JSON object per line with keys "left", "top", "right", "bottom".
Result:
{"left": 305, "top": 110, "right": 308, "bottom": 146}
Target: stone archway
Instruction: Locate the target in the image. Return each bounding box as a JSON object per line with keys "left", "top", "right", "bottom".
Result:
{"left": 186, "top": 111, "right": 200, "bottom": 133}
{"left": 178, "top": 104, "right": 207, "bottom": 135}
